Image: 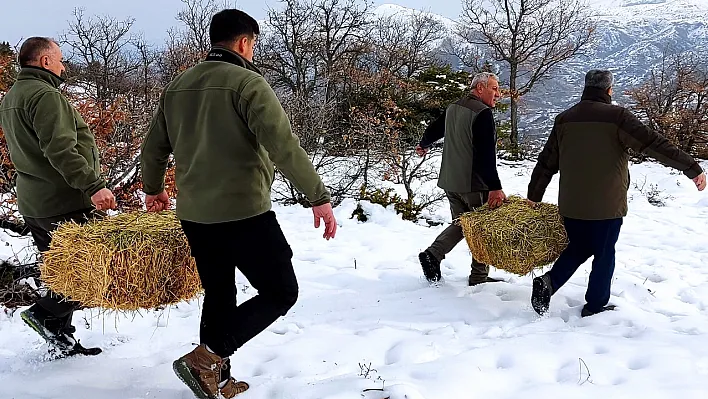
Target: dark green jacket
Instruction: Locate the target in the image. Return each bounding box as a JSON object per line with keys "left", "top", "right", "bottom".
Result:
{"left": 0, "top": 67, "right": 104, "bottom": 218}
{"left": 424, "top": 95, "right": 501, "bottom": 193}
{"left": 528, "top": 87, "right": 703, "bottom": 220}
{"left": 141, "top": 48, "right": 330, "bottom": 223}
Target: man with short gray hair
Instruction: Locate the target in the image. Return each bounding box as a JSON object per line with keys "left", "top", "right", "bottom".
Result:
{"left": 527, "top": 69, "right": 706, "bottom": 317}
{"left": 415, "top": 71, "right": 507, "bottom": 286}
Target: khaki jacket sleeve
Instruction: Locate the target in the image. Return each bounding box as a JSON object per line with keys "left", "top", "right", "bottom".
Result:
{"left": 527, "top": 122, "right": 560, "bottom": 202}
{"left": 618, "top": 109, "right": 703, "bottom": 179}
{"left": 238, "top": 76, "right": 330, "bottom": 206}
{"left": 140, "top": 92, "right": 172, "bottom": 195}
{"left": 31, "top": 91, "right": 105, "bottom": 196}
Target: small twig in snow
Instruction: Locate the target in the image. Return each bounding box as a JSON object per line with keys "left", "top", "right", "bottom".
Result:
{"left": 578, "top": 358, "right": 593, "bottom": 385}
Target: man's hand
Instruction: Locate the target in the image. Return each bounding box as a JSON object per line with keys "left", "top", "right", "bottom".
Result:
{"left": 415, "top": 145, "right": 429, "bottom": 157}
{"left": 145, "top": 190, "right": 170, "bottom": 212}
{"left": 693, "top": 173, "right": 706, "bottom": 191}
{"left": 91, "top": 188, "right": 116, "bottom": 211}
{"left": 487, "top": 190, "right": 506, "bottom": 209}
{"left": 313, "top": 202, "right": 337, "bottom": 240}
{"left": 526, "top": 199, "right": 538, "bottom": 208}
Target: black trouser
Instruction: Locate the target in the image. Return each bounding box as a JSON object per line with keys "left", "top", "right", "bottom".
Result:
{"left": 180, "top": 211, "right": 298, "bottom": 358}
{"left": 24, "top": 208, "right": 99, "bottom": 327}
{"left": 548, "top": 217, "right": 623, "bottom": 312}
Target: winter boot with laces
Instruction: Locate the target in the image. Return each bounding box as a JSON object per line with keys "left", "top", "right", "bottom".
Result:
{"left": 173, "top": 344, "right": 249, "bottom": 399}
{"left": 219, "top": 358, "right": 250, "bottom": 398}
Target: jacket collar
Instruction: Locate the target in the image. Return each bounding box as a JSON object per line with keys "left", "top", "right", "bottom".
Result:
{"left": 205, "top": 47, "right": 262, "bottom": 75}
{"left": 468, "top": 94, "right": 490, "bottom": 108}
{"left": 581, "top": 86, "right": 612, "bottom": 104}
{"left": 17, "top": 66, "right": 65, "bottom": 88}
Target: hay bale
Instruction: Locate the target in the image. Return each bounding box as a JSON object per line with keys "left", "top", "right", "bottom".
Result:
{"left": 40, "top": 211, "right": 202, "bottom": 311}
{"left": 458, "top": 195, "right": 568, "bottom": 276}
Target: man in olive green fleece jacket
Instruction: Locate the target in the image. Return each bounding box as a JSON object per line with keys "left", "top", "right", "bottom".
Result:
{"left": 527, "top": 69, "right": 706, "bottom": 318}
{"left": 0, "top": 37, "right": 116, "bottom": 357}
{"left": 140, "top": 9, "right": 337, "bottom": 399}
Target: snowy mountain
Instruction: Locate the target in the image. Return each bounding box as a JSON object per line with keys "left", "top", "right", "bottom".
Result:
{"left": 374, "top": 1, "right": 708, "bottom": 139}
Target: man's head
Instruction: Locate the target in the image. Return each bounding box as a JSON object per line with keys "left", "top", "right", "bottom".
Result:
{"left": 209, "top": 9, "right": 260, "bottom": 62}
{"left": 585, "top": 69, "right": 614, "bottom": 96}
{"left": 18, "top": 37, "right": 65, "bottom": 77}
{"left": 471, "top": 72, "right": 501, "bottom": 108}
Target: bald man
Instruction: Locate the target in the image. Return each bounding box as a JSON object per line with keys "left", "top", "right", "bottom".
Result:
{"left": 0, "top": 37, "right": 116, "bottom": 357}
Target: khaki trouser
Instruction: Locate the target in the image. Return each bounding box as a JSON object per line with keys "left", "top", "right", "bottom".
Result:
{"left": 426, "top": 191, "right": 489, "bottom": 283}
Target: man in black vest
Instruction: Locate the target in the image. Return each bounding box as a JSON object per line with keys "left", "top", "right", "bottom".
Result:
{"left": 416, "top": 72, "right": 507, "bottom": 286}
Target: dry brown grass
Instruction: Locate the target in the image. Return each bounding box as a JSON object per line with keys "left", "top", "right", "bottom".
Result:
{"left": 458, "top": 195, "right": 568, "bottom": 276}
{"left": 40, "top": 210, "right": 201, "bottom": 311}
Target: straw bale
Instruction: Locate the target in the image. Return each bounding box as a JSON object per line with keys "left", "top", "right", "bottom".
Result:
{"left": 457, "top": 195, "right": 568, "bottom": 276}
{"left": 40, "top": 211, "right": 202, "bottom": 311}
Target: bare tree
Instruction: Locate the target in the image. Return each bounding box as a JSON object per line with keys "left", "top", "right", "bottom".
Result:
{"left": 369, "top": 10, "right": 446, "bottom": 79}
{"left": 312, "top": 0, "right": 372, "bottom": 99}
{"left": 628, "top": 49, "right": 708, "bottom": 159}
{"left": 131, "top": 34, "right": 161, "bottom": 108}
{"left": 60, "top": 9, "right": 164, "bottom": 208}
{"left": 440, "top": 35, "right": 486, "bottom": 72}
{"left": 458, "top": 0, "right": 596, "bottom": 146}
{"left": 257, "top": 0, "right": 372, "bottom": 98}
{"left": 61, "top": 8, "right": 139, "bottom": 107}
{"left": 175, "top": 0, "right": 223, "bottom": 55}
{"left": 160, "top": 28, "right": 204, "bottom": 83}
{"left": 271, "top": 92, "right": 363, "bottom": 206}
{"left": 257, "top": 0, "right": 319, "bottom": 95}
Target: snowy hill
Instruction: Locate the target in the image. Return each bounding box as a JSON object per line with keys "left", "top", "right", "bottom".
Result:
{"left": 2, "top": 159, "right": 708, "bottom": 398}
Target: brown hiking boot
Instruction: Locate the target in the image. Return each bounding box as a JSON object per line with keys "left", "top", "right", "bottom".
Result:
{"left": 220, "top": 378, "right": 250, "bottom": 398}
{"left": 172, "top": 344, "right": 249, "bottom": 399}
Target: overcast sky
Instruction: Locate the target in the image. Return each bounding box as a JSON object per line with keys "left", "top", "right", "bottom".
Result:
{"left": 1, "top": 0, "right": 462, "bottom": 48}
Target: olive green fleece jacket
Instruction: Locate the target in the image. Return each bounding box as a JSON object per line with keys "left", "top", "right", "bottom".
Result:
{"left": 140, "top": 48, "right": 330, "bottom": 223}
{"left": 0, "top": 67, "right": 104, "bottom": 218}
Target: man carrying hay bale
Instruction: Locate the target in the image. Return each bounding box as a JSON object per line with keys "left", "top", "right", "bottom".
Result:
{"left": 140, "top": 9, "right": 337, "bottom": 399}
{"left": 414, "top": 72, "right": 507, "bottom": 286}
{"left": 0, "top": 37, "right": 116, "bottom": 357}
{"left": 527, "top": 69, "right": 706, "bottom": 317}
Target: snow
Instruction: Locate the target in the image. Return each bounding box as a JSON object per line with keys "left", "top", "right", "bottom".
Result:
{"left": 1, "top": 159, "right": 708, "bottom": 399}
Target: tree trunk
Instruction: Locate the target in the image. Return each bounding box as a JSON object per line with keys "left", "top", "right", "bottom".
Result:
{"left": 509, "top": 64, "right": 519, "bottom": 147}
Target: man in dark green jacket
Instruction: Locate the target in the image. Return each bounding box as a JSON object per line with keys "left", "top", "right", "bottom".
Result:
{"left": 140, "top": 9, "right": 337, "bottom": 399}
{"left": 527, "top": 69, "right": 706, "bottom": 317}
{"left": 415, "top": 72, "right": 507, "bottom": 286}
{"left": 0, "top": 37, "right": 116, "bottom": 356}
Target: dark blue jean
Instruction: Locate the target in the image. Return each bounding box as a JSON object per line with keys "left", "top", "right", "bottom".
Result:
{"left": 549, "top": 217, "right": 623, "bottom": 312}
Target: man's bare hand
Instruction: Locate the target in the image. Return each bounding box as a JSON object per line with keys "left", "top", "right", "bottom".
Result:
{"left": 313, "top": 202, "right": 337, "bottom": 240}
{"left": 693, "top": 173, "right": 706, "bottom": 191}
{"left": 91, "top": 188, "right": 116, "bottom": 211}
{"left": 145, "top": 190, "right": 170, "bottom": 212}
{"left": 488, "top": 190, "right": 506, "bottom": 209}
{"left": 526, "top": 199, "right": 538, "bottom": 208}
{"left": 415, "top": 145, "right": 429, "bottom": 157}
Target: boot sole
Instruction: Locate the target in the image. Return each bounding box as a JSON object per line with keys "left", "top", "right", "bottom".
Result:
{"left": 21, "top": 311, "right": 101, "bottom": 357}
{"left": 531, "top": 278, "right": 550, "bottom": 315}
{"left": 173, "top": 358, "right": 214, "bottom": 399}
{"left": 21, "top": 311, "right": 71, "bottom": 351}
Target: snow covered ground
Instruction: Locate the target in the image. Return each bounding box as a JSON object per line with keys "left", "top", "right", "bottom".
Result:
{"left": 1, "top": 159, "right": 708, "bottom": 399}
